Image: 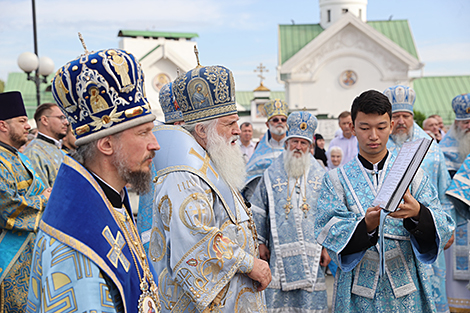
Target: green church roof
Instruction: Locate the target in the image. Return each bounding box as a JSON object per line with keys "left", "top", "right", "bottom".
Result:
{"left": 118, "top": 30, "right": 199, "bottom": 40}
{"left": 413, "top": 75, "right": 470, "bottom": 125}
{"left": 279, "top": 19, "right": 418, "bottom": 65}
{"left": 235, "top": 91, "right": 286, "bottom": 110}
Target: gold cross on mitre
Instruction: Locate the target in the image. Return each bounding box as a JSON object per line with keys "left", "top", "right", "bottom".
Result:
{"left": 189, "top": 148, "right": 219, "bottom": 178}
{"left": 194, "top": 45, "right": 203, "bottom": 68}
{"left": 102, "top": 226, "right": 130, "bottom": 271}
{"left": 254, "top": 63, "right": 269, "bottom": 86}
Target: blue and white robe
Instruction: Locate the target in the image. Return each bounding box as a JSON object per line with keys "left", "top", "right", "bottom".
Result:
{"left": 150, "top": 125, "right": 266, "bottom": 313}
{"left": 388, "top": 123, "right": 454, "bottom": 312}
{"left": 244, "top": 131, "right": 285, "bottom": 200}
{"left": 439, "top": 126, "right": 465, "bottom": 174}
{"left": 251, "top": 152, "right": 328, "bottom": 312}
{"left": 445, "top": 153, "right": 470, "bottom": 311}
{"left": 315, "top": 153, "right": 454, "bottom": 312}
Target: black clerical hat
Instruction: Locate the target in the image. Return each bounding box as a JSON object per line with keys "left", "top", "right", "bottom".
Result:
{"left": 0, "top": 91, "right": 27, "bottom": 121}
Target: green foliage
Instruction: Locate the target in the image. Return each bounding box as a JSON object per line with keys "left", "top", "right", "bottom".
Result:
{"left": 414, "top": 110, "right": 426, "bottom": 128}
{"left": 0, "top": 80, "right": 4, "bottom": 93}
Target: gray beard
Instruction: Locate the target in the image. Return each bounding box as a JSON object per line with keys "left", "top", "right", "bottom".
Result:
{"left": 391, "top": 128, "right": 412, "bottom": 147}
{"left": 269, "top": 124, "right": 287, "bottom": 136}
{"left": 452, "top": 123, "right": 470, "bottom": 159}
{"left": 283, "top": 149, "right": 311, "bottom": 179}
{"left": 206, "top": 122, "right": 247, "bottom": 190}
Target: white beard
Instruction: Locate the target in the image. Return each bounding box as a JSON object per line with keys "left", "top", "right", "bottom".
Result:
{"left": 269, "top": 124, "right": 287, "bottom": 136}
{"left": 391, "top": 126, "right": 413, "bottom": 147}
{"left": 206, "top": 122, "right": 247, "bottom": 190}
{"left": 451, "top": 123, "right": 470, "bottom": 159}
{"left": 283, "top": 148, "right": 311, "bottom": 179}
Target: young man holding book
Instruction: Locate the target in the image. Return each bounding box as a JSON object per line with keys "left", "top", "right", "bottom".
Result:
{"left": 314, "top": 90, "right": 454, "bottom": 312}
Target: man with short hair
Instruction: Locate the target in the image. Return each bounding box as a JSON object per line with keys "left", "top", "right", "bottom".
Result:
{"left": 251, "top": 111, "right": 330, "bottom": 312}
{"left": 439, "top": 93, "right": 470, "bottom": 312}
{"left": 150, "top": 64, "right": 270, "bottom": 312}
{"left": 24, "top": 103, "right": 68, "bottom": 188}
{"left": 0, "top": 91, "right": 52, "bottom": 312}
{"left": 326, "top": 111, "right": 358, "bottom": 166}
{"left": 430, "top": 114, "right": 447, "bottom": 135}
{"left": 61, "top": 124, "right": 77, "bottom": 153}
{"left": 423, "top": 116, "right": 442, "bottom": 142}
{"left": 239, "top": 122, "right": 256, "bottom": 163}
{"left": 440, "top": 93, "right": 470, "bottom": 177}
{"left": 315, "top": 90, "right": 454, "bottom": 312}
{"left": 26, "top": 48, "right": 161, "bottom": 311}
{"left": 244, "top": 99, "right": 289, "bottom": 199}
{"left": 384, "top": 85, "right": 454, "bottom": 312}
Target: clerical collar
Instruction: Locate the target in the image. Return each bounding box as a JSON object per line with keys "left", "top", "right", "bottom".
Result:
{"left": 37, "top": 132, "right": 62, "bottom": 149}
{"left": 358, "top": 151, "right": 389, "bottom": 171}
{"left": 0, "top": 140, "right": 18, "bottom": 155}
{"left": 91, "top": 172, "right": 124, "bottom": 208}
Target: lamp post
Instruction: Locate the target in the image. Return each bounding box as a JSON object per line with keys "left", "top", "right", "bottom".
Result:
{"left": 16, "top": 0, "right": 54, "bottom": 107}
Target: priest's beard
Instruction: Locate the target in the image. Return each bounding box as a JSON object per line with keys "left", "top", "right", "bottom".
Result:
{"left": 283, "top": 148, "right": 311, "bottom": 179}
{"left": 206, "top": 121, "right": 246, "bottom": 190}
{"left": 452, "top": 123, "right": 470, "bottom": 159}
{"left": 269, "top": 124, "right": 287, "bottom": 136}
{"left": 112, "top": 143, "right": 154, "bottom": 195}
{"left": 391, "top": 127, "right": 412, "bottom": 146}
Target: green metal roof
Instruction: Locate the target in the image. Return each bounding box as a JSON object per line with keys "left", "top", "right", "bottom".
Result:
{"left": 118, "top": 30, "right": 198, "bottom": 39}
{"left": 279, "top": 20, "right": 417, "bottom": 65}
{"left": 3, "top": 72, "right": 55, "bottom": 118}
{"left": 413, "top": 75, "right": 470, "bottom": 125}
{"left": 236, "top": 91, "right": 285, "bottom": 110}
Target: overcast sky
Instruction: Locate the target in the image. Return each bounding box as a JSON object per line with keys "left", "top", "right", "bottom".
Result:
{"left": 1, "top": 0, "right": 469, "bottom": 91}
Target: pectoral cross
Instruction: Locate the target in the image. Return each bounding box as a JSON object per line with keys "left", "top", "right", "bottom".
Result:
{"left": 300, "top": 202, "right": 310, "bottom": 218}
{"left": 273, "top": 178, "right": 287, "bottom": 192}
{"left": 284, "top": 202, "right": 293, "bottom": 219}
{"left": 102, "top": 226, "right": 130, "bottom": 272}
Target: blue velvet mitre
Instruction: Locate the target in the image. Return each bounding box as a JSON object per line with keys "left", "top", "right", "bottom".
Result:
{"left": 286, "top": 111, "right": 318, "bottom": 143}
{"left": 383, "top": 85, "right": 416, "bottom": 114}
{"left": 159, "top": 82, "right": 183, "bottom": 124}
{"left": 452, "top": 93, "right": 470, "bottom": 121}
{"left": 51, "top": 48, "right": 155, "bottom": 146}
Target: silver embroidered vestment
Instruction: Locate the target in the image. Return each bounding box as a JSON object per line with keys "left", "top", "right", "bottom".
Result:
{"left": 150, "top": 125, "right": 266, "bottom": 313}
{"left": 251, "top": 153, "right": 328, "bottom": 312}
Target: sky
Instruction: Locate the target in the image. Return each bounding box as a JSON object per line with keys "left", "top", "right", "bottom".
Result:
{"left": 1, "top": 0, "right": 469, "bottom": 91}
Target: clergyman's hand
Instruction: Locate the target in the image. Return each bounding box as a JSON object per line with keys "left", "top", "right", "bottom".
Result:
{"left": 259, "top": 244, "right": 270, "bottom": 262}
{"left": 365, "top": 205, "right": 381, "bottom": 232}
{"left": 389, "top": 189, "right": 420, "bottom": 220}
{"left": 42, "top": 187, "right": 52, "bottom": 200}
{"left": 247, "top": 258, "right": 272, "bottom": 291}
{"left": 320, "top": 247, "right": 331, "bottom": 267}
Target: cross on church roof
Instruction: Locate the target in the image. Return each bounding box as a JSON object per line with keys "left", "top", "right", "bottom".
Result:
{"left": 254, "top": 63, "right": 269, "bottom": 85}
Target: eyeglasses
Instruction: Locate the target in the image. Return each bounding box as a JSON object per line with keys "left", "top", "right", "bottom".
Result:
{"left": 46, "top": 115, "right": 68, "bottom": 122}
{"left": 270, "top": 117, "right": 287, "bottom": 123}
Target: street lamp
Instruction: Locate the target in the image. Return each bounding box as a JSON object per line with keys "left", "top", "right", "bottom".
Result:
{"left": 17, "top": 52, "right": 55, "bottom": 107}
{"left": 16, "top": 0, "right": 55, "bottom": 107}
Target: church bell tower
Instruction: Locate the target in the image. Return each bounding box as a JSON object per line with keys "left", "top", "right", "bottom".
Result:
{"left": 319, "top": 0, "right": 368, "bottom": 29}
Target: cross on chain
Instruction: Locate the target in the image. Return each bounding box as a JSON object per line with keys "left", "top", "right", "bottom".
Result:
{"left": 102, "top": 226, "right": 130, "bottom": 272}
{"left": 254, "top": 63, "right": 269, "bottom": 85}
{"left": 309, "top": 176, "right": 322, "bottom": 190}
{"left": 189, "top": 148, "right": 219, "bottom": 179}
{"left": 273, "top": 178, "right": 288, "bottom": 192}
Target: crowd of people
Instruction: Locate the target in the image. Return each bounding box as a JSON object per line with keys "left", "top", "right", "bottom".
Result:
{"left": 0, "top": 44, "right": 469, "bottom": 313}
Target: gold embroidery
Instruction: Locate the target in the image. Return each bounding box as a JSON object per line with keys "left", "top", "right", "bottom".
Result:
{"left": 189, "top": 148, "right": 218, "bottom": 179}
{"left": 149, "top": 227, "right": 166, "bottom": 263}
{"left": 179, "top": 193, "right": 213, "bottom": 231}
{"left": 157, "top": 195, "right": 172, "bottom": 231}
{"left": 102, "top": 226, "right": 130, "bottom": 272}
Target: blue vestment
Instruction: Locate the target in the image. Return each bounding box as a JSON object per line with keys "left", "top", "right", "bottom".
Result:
{"left": 26, "top": 156, "right": 159, "bottom": 312}
{"left": 445, "top": 153, "right": 470, "bottom": 311}
{"left": 0, "top": 143, "right": 47, "bottom": 312}
{"left": 315, "top": 153, "right": 454, "bottom": 312}
{"left": 149, "top": 125, "right": 266, "bottom": 312}
{"left": 251, "top": 152, "right": 328, "bottom": 312}
{"left": 23, "top": 135, "right": 65, "bottom": 188}
{"left": 440, "top": 127, "right": 464, "bottom": 173}
{"left": 388, "top": 122, "right": 454, "bottom": 312}
{"left": 244, "top": 131, "right": 284, "bottom": 200}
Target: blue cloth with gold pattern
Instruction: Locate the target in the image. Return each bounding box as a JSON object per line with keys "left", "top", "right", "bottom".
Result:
{"left": 26, "top": 155, "right": 158, "bottom": 312}
{"left": 0, "top": 144, "right": 47, "bottom": 313}
{"left": 315, "top": 153, "right": 454, "bottom": 312}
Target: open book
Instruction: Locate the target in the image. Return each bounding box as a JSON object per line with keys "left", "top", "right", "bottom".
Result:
{"left": 372, "top": 138, "right": 432, "bottom": 212}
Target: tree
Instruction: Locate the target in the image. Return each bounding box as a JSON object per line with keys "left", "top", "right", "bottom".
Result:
{"left": 414, "top": 110, "right": 426, "bottom": 128}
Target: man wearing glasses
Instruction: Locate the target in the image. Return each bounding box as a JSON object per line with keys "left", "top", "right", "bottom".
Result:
{"left": 24, "top": 103, "right": 69, "bottom": 188}
{"left": 244, "top": 99, "right": 289, "bottom": 200}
